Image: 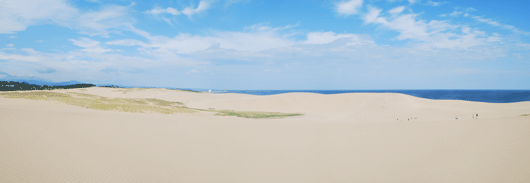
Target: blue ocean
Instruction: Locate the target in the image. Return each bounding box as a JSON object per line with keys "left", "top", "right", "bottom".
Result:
{"left": 209, "top": 90, "right": 530, "bottom": 103}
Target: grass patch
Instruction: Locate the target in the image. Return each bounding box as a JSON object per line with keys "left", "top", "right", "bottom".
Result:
{"left": 213, "top": 110, "right": 303, "bottom": 119}
{"left": 0, "top": 91, "right": 304, "bottom": 118}
{"left": 0, "top": 91, "right": 194, "bottom": 114}
{"left": 521, "top": 114, "right": 530, "bottom": 116}
{"left": 145, "top": 98, "right": 184, "bottom": 106}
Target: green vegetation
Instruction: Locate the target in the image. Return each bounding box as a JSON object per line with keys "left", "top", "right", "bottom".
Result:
{"left": 176, "top": 89, "right": 200, "bottom": 93}
{"left": 1, "top": 81, "right": 95, "bottom": 91}
{"left": 213, "top": 110, "right": 303, "bottom": 119}
{"left": 521, "top": 114, "right": 530, "bottom": 116}
{"left": 111, "top": 88, "right": 147, "bottom": 94}
{"left": 0, "top": 91, "right": 304, "bottom": 119}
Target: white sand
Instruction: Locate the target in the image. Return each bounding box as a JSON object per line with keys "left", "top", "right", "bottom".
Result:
{"left": 1, "top": 87, "right": 529, "bottom": 182}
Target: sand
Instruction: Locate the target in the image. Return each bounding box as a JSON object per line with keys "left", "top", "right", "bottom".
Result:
{"left": 1, "top": 87, "right": 529, "bottom": 183}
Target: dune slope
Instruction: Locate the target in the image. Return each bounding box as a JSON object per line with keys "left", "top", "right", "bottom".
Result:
{"left": 1, "top": 87, "right": 529, "bottom": 183}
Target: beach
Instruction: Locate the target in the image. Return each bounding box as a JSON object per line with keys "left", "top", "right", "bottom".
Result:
{"left": 1, "top": 87, "right": 529, "bottom": 183}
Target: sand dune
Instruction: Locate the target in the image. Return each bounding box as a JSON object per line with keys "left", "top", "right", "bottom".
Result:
{"left": 1, "top": 87, "right": 529, "bottom": 182}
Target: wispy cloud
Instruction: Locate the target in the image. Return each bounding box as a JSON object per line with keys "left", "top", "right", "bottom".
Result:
{"left": 471, "top": 16, "right": 528, "bottom": 34}
{"left": 426, "top": 1, "right": 445, "bottom": 6}
{"left": 107, "top": 24, "right": 299, "bottom": 55}
{"left": 305, "top": 32, "right": 373, "bottom": 46}
{"left": 440, "top": 7, "right": 475, "bottom": 17}
{"left": 70, "top": 38, "right": 112, "bottom": 53}
{"left": 146, "top": 7, "right": 181, "bottom": 15}
{"left": 186, "top": 69, "right": 200, "bottom": 74}
{"left": 363, "top": 6, "right": 498, "bottom": 49}
{"left": 73, "top": 5, "right": 134, "bottom": 37}
{"left": 182, "top": 1, "right": 210, "bottom": 16}
{"left": 145, "top": 1, "right": 210, "bottom": 24}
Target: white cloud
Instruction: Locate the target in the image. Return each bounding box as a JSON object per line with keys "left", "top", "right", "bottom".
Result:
{"left": 146, "top": 1, "right": 209, "bottom": 22}
{"left": 166, "top": 7, "right": 180, "bottom": 15}
{"left": 0, "top": 0, "right": 77, "bottom": 33}
{"left": 336, "top": 0, "right": 364, "bottom": 16}
{"left": 74, "top": 5, "right": 133, "bottom": 36}
{"left": 0, "top": 23, "right": 518, "bottom": 88}
{"left": 305, "top": 32, "right": 373, "bottom": 46}
{"left": 106, "top": 39, "right": 148, "bottom": 47}
{"left": 107, "top": 25, "right": 298, "bottom": 54}
{"left": 186, "top": 69, "right": 200, "bottom": 74}
{"left": 0, "top": 48, "right": 43, "bottom": 62}
{"left": 426, "top": 1, "right": 444, "bottom": 6}
{"left": 486, "top": 36, "right": 501, "bottom": 42}
{"left": 472, "top": 16, "right": 500, "bottom": 26}
{"left": 445, "top": 7, "right": 475, "bottom": 17}
{"left": 449, "top": 10, "right": 462, "bottom": 17}
{"left": 70, "top": 38, "right": 112, "bottom": 53}
{"left": 0, "top": 0, "right": 133, "bottom": 36}
{"left": 388, "top": 6, "right": 405, "bottom": 15}
{"left": 471, "top": 16, "right": 527, "bottom": 34}
{"left": 182, "top": 1, "right": 210, "bottom": 16}
{"left": 363, "top": 6, "right": 496, "bottom": 49}
{"left": 162, "top": 17, "right": 173, "bottom": 25}
{"left": 6, "top": 44, "right": 14, "bottom": 47}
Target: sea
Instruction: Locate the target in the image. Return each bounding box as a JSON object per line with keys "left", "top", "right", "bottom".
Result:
{"left": 207, "top": 90, "right": 530, "bottom": 103}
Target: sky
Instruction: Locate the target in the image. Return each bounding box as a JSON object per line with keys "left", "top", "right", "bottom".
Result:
{"left": 0, "top": 0, "right": 529, "bottom": 89}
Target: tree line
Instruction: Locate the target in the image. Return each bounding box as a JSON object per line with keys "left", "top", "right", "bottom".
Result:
{"left": 0, "top": 81, "right": 95, "bottom": 91}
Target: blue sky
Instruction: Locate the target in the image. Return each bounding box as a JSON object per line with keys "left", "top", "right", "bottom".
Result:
{"left": 0, "top": 0, "right": 529, "bottom": 89}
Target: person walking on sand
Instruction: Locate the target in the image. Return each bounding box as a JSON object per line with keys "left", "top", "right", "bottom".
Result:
{"left": 472, "top": 114, "right": 475, "bottom": 119}
{"left": 476, "top": 113, "right": 478, "bottom": 119}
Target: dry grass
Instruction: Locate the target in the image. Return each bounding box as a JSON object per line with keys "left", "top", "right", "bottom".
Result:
{"left": 0, "top": 91, "right": 304, "bottom": 118}
{"left": 0, "top": 91, "right": 194, "bottom": 114}
{"left": 145, "top": 98, "right": 184, "bottom": 106}
{"left": 521, "top": 114, "right": 530, "bottom": 116}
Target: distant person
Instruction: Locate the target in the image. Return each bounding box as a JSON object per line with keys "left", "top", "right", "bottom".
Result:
{"left": 455, "top": 116, "right": 459, "bottom": 120}
{"left": 476, "top": 113, "right": 478, "bottom": 119}
{"left": 472, "top": 114, "right": 475, "bottom": 119}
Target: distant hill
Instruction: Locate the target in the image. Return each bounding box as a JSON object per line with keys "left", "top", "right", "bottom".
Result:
{"left": 4, "top": 79, "right": 83, "bottom": 87}
{"left": 0, "top": 71, "right": 85, "bottom": 87}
